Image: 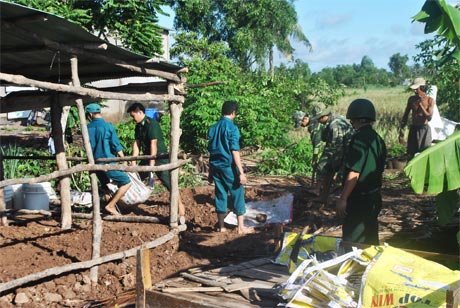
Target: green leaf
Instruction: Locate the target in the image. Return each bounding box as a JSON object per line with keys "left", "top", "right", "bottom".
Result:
{"left": 436, "top": 190, "right": 460, "bottom": 225}
{"left": 404, "top": 131, "right": 460, "bottom": 194}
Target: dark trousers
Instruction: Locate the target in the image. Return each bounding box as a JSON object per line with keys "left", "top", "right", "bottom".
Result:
{"left": 342, "top": 192, "right": 382, "bottom": 247}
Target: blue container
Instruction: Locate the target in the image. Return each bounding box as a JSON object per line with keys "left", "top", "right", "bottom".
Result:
{"left": 23, "top": 183, "right": 49, "bottom": 211}
{"left": 145, "top": 108, "right": 159, "bottom": 120}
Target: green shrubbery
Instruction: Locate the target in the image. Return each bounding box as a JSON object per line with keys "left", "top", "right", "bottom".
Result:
{"left": 257, "top": 138, "right": 313, "bottom": 176}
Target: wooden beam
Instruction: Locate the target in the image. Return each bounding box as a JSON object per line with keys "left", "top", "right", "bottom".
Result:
{"left": 0, "top": 72, "right": 185, "bottom": 103}
{"left": 2, "top": 20, "right": 185, "bottom": 83}
{"left": 0, "top": 159, "right": 188, "bottom": 188}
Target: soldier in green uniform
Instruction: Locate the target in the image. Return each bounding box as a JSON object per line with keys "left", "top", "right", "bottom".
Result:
{"left": 309, "top": 103, "right": 354, "bottom": 204}
{"left": 336, "top": 99, "right": 387, "bottom": 247}
{"left": 127, "top": 102, "right": 185, "bottom": 219}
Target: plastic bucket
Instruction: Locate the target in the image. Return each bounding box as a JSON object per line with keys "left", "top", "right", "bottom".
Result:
{"left": 3, "top": 185, "right": 13, "bottom": 209}
{"left": 145, "top": 108, "right": 159, "bottom": 120}
{"left": 12, "top": 184, "right": 23, "bottom": 210}
{"left": 23, "top": 183, "right": 49, "bottom": 211}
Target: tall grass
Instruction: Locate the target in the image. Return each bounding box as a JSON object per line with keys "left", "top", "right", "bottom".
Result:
{"left": 335, "top": 87, "right": 410, "bottom": 150}
{"left": 1, "top": 144, "right": 23, "bottom": 179}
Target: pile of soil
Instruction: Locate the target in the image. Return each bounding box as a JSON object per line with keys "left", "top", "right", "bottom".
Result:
{"left": 0, "top": 171, "right": 458, "bottom": 307}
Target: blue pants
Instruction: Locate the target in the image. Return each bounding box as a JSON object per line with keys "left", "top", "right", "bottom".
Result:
{"left": 96, "top": 170, "right": 131, "bottom": 187}
{"left": 210, "top": 165, "right": 246, "bottom": 216}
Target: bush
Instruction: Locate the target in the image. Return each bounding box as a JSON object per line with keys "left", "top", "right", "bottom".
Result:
{"left": 257, "top": 138, "right": 313, "bottom": 176}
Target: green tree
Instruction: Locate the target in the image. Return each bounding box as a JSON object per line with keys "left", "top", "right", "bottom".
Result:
{"left": 167, "top": 0, "right": 310, "bottom": 74}
{"left": 171, "top": 32, "right": 294, "bottom": 154}
{"left": 388, "top": 53, "right": 410, "bottom": 83}
{"left": 8, "top": 0, "right": 166, "bottom": 56}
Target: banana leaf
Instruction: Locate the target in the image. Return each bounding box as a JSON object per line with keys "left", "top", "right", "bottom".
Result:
{"left": 404, "top": 130, "right": 460, "bottom": 194}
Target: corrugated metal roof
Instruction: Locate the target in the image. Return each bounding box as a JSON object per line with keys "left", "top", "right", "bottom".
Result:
{"left": 0, "top": 0, "right": 183, "bottom": 85}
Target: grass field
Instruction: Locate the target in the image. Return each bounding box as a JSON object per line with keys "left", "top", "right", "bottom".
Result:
{"left": 336, "top": 87, "right": 409, "bottom": 151}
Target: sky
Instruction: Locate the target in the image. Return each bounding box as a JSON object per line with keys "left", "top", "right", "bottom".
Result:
{"left": 159, "top": 0, "right": 459, "bottom": 73}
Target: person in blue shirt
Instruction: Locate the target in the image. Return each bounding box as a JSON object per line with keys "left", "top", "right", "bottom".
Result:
{"left": 208, "top": 101, "right": 252, "bottom": 234}
{"left": 86, "top": 103, "right": 132, "bottom": 216}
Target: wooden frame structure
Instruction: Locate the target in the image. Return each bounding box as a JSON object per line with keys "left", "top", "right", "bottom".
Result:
{"left": 0, "top": 1, "right": 187, "bottom": 284}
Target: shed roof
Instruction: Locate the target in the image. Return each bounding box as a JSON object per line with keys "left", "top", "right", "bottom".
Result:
{"left": 0, "top": 1, "right": 183, "bottom": 85}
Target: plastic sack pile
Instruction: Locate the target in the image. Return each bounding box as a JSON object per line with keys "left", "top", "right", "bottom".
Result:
{"left": 274, "top": 232, "right": 460, "bottom": 308}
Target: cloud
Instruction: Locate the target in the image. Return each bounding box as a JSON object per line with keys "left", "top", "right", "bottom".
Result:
{"left": 314, "top": 13, "right": 353, "bottom": 29}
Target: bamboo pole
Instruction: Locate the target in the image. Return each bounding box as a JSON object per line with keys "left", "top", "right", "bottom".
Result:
{"left": 9, "top": 209, "right": 161, "bottom": 223}
{"left": 71, "top": 213, "right": 161, "bottom": 223}
{"left": 0, "top": 73, "right": 184, "bottom": 103}
{"left": 70, "top": 55, "right": 102, "bottom": 284}
{"left": 0, "top": 225, "right": 186, "bottom": 294}
{"left": 0, "top": 160, "right": 187, "bottom": 188}
{"left": 2, "top": 153, "right": 170, "bottom": 162}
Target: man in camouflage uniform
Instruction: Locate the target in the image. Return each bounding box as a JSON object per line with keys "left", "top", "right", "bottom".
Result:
{"left": 292, "top": 111, "right": 325, "bottom": 186}
{"left": 300, "top": 114, "right": 324, "bottom": 186}
{"left": 309, "top": 103, "right": 354, "bottom": 204}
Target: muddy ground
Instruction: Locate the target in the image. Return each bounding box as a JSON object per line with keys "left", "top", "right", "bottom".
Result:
{"left": 0, "top": 124, "right": 458, "bottom": 307}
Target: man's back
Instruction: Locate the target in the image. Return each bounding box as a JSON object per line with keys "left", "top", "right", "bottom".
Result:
{"left": 88, "top": 118, "right": 120, "bottom": 161}
{"left": 208, "top": 117, "right": 240, "bottom": 168}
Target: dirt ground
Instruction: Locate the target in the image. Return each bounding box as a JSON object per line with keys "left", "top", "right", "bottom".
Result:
{"left": 0, "top": 125, "right": 458, "bottom": 307}
{"left": 0, "top": 171, "right": 458, "bottom": 308}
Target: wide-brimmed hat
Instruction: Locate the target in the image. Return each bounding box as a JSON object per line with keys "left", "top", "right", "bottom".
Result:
{"left": 311, "top": 102, "right": 330, "bottom": 121}
{"left": 409, "top": 77, "right": 426, "bottom": 89}
{"left": 85, "top": 103, "right": 101, "bottom": 113}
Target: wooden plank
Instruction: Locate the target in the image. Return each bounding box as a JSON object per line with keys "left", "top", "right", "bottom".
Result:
{"left": 234, "top": 264, "right": 289, "bottom": 283}
{"left": 207, "top": 258, "right": 272, "bottom": 274}
{"left": 162, "top": 286, "right": 223, "bottom": 293}
{"left": 146, "top": 290, "right": 216, "bottom": 308}
{"left": 180, "top": 272, "right": 230, "bottom": 289}
{"left": 224, "top": 280, "right": 276, "bottom": 292}
{"left": 146, "top": 289, "right": 263, "bottom": 308}
{"left": 136, "top": 248, "right": 152, "bottom": 308}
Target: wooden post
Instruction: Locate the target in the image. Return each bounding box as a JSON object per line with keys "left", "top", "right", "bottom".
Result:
{"left": 168, "top": 83, "right": 182, "bottom": 228}
{"left": 0, "top": 189, "right": 6, "bottom": 226}
{"left": 70, "top": 55, "right": 102, "bottom": 284}
{"left": 136, "top": 248, "right": 152, "bottom": 308}
{"left": 0, "top": 151, "right": 6, "bottom": 226}
{"left": 50, "top": 95, "right": 72, "bottom": 229}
